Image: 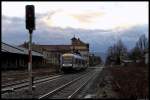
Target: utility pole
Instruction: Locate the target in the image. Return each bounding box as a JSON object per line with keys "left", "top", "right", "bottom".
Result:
{"left": 26, "top": 5, "right": 35, "bottom": 94}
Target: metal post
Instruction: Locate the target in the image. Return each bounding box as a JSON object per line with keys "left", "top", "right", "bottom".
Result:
{"left": 28, "top": 30, "right": 33, "bottom": 93}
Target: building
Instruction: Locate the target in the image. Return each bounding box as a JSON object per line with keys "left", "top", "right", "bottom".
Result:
{"left": 20, "top": 43, "right": 71, "bottom": 65}
{"left": 121, "top": 59, "right": 133, "bottom": 66}
{"left": 38, "top": 45, "right": 71, "bottom": 65}
{"left": 20, "top": 36, "right": 89, "bottom": 66}
{"left": 1, "top": 42, "right": 44, "bottom": 70}
{"left": 71, "top": 36, "right": 89, "bottom": 65}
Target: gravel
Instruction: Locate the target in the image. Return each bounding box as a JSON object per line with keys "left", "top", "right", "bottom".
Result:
{"left": 75, "top": 66, "right": 118, "bottom": 99}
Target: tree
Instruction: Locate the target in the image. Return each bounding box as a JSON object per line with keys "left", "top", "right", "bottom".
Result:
{"left": 106, "top": 39, "right": 127, "bottom": 65}
{"left": 115, "top": 39, "right": 128, "bottom": 64}
{"left": 128, "top": 46, "right": 141, "bottom": 62}
{"left": 89, "top": 54, "right": 102, "bottom": 66}
{"left": 136, "top": 34, "right": 148, "bottom": 54}
{"left": 129, "top": 34, "right": 148, "bottom": 62}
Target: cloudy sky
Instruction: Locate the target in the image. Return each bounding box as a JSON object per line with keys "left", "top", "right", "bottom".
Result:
{"left": 2, "top": 1, "right": 148, "bottom": 54}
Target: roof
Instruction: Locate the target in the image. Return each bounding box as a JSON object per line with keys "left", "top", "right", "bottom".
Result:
{"left": 2, "top": 42, "right": 43, "bottom": 57}
{"left": 71, "top": 36, "right": 77, "bottom": 41}
{"left": 121, "top": 60, "right": 133, "bottom": 63}
{"left": 71, "top": 37, "right": 88, "bottom": 45}
{"left": 37, "top": 45, "right": 71, "bottom": 51}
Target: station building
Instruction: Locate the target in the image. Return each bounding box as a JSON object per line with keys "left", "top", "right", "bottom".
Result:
{"left": 1, "top": 42, "right": 44, "bottom": 70}
{"left": 20, "top": 36, "right": 89, "bottom": 66}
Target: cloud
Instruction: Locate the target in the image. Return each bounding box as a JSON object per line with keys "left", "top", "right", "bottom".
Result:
{"left": 2, "top": 2, "right": 148, "bottom": 30}
{"left": 70, "top": 11, "right": 104, "bottom": 23}
{"left": 2, "top": 14, "right": 148, "bottom": 53}
{"left": 2, "top": 15, "right": 25, "bottom": 34}
{"left": 36, "top": 11, "right": 56, "bottom": 19}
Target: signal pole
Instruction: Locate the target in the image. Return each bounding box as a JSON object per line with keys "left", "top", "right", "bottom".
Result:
{"left": 28, "top": 29, "right": 33, "bottom": 93}
{"left": 25, "top": 5, "right": 35, "bottom": 94}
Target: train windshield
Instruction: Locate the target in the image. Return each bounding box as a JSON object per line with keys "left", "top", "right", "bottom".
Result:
{"left": 62, "top": 56, "right": 72, "bottom": 64}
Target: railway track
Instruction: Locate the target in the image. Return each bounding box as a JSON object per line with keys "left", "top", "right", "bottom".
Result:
{"left": 38, "top": 70, "right": 97, "bottom": 99}
{"left": 2, "top": 74, "right": 63, "bottom": 94}
{"left": 2, "top": 72, "right": 61, "bottom": 88}
{"left": 2, "top": 68, "right": 99, "bottom": 99}
{"left": 2, "top": 69, "right": 90, "bottom": 94}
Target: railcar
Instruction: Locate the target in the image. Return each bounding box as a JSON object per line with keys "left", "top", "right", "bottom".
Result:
{"left": 60, "top": 53, "right": 88, "bottom": 72}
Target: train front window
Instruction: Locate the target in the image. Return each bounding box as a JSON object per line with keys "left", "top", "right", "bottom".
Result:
{"left": 62, "top": 56, "right": 72, "bottom": 64}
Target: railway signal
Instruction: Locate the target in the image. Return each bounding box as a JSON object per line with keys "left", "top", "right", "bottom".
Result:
{"left": 26, "top": 5, "right": 35, "bottom": 33}
{"left": 25, "top": 5, "right": 35, "bottom": 93}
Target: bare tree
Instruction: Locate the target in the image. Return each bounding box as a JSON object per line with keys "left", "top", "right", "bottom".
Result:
{"left": 106, "top": 39, "right": 127, "bottom": 65}
{"left": 129, "top": 34, "right": 148, "bottom": 62}
{"left": 136, "top": 34, "right": 148, "bottom": 54}
{"left": 115, "top": 39, "right": 128, "bottom": 64}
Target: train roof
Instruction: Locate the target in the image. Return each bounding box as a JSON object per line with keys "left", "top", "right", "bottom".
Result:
{"left": 62, "top": 53, "right": 85, "bottom": 60}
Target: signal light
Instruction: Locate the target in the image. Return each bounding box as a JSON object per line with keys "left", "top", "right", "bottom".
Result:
{"left": 26, "top": 5, "right": 35, "bottom": 31}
